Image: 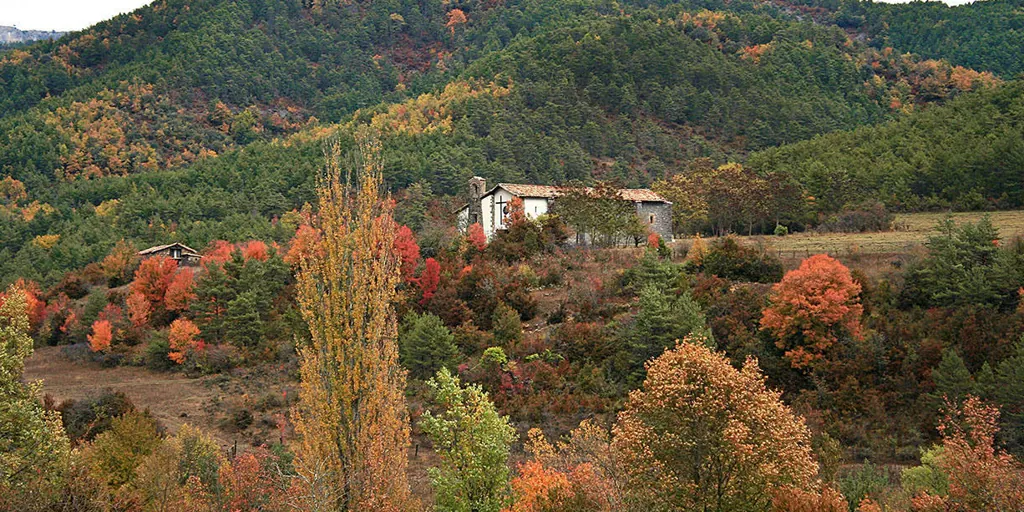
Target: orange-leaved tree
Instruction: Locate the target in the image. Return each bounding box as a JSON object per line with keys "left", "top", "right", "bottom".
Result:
{"left": 761, "top": 254, "right": 863, "bottom": 369}
{"left": 165, "top": 268, "right": 196, "bottom": 312}
{"left": 468, "top": 222, "right": 487, "bottom": 251}
{"left": 394, "top": 224, "right": 421, "bottom": 284}
{"left": 613, "top": 338, "right": 819, "bottom": 510}
{"left": 292, "top": 134, "right": 412, "bottom": 511}
{"left": 168, "top": 318, "right": 201, "bottom": 364}
{"left": 131, "top": 255, "right": 178, "bottom": 310}
{"left": 126, "top": 291, "right": 151, "bottom": 332}
{"left": 88, "top": 319, "right": 113, "bottom": 352}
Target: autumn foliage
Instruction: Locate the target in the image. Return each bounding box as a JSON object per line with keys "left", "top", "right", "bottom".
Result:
{"left": 911, "top": 397, "right": 1024, "bottom": 510}
{"left": 164, "top": 268, "right": 196, "bottom": 312}
{"left": 468, "top": 223, "right": 488, "bottom": 251}
{"left": 293, "top": 137, "right": 412, "bottom": 511}
{"left": 168, "top": 318, "right": 202, "bottom": 364}
{"left": 394, "top": 224, "right": 421, "bottom": 283}
{"left": 761, "top": 254, "right": 863, "bottom": 369}
{"left": 130, "top": 256, "right": 178, "bottom": 308}
{"left": 88, "top": 319, "right": 113, "bottom": 352}
{"left": 613, "top": 339, "right": 818, "bottom": 509}
{"left": 418, "top": 257, "right": 441, "bottom": 305}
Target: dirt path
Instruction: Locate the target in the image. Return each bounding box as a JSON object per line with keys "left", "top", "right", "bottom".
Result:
{"left": 24, "top": 346, "right": 225, "bottom": 444}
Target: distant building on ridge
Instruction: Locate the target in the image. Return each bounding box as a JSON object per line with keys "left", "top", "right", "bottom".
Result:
{"left": 455, "top": 176, "right": 673, "bottom": 242}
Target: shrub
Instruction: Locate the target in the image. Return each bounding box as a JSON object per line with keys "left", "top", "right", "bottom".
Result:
{"left": 144, "top": 334, "right": 174, "bottom": 371}
{"left": 57, "top": 390, "right": 136, "bottom": 444}
{"left": 697, "top": 237, "right": 784, "bottom": 283}
{"left": 492, "top": 302, "right": 524, "bottom": 348}
{"left": 817, "top": 202, "right": 893, "bottom": 233}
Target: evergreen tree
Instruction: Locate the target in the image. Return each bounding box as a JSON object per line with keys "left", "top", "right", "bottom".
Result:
{"left": 399, "top": 312, "right": 460, "bottom": 380}
{"left": 626, "top": 285, "right": 713, "bottom": 385}
{"left": 929, "top": 347, "right": 975, "bottom": 408}
{"left": 996, "top": 337, "right": 1024, "bottom": 456}
{"left": 491, "top": 302, "right": 523, "bottom": 348}
{"left": 226, "top": 290, "right": 264, "bottom": 349}
{"left": 191, "top": 263, "right": 235, "bottom": 343}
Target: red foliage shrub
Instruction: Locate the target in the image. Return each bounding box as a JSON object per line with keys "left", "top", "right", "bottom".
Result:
{"left": 394, "top": 224, "right": 421, "bottom": 283}
{"left": 418, "top": 257, "right": 441, "bottom": 305}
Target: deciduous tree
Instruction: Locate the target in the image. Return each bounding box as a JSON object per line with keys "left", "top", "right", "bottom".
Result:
{"left": 420, "top": 368, "right": 516, "bottom": 512}
{"left": 761, "top": 254, "right": 863, "bottom": 369}
{"left": 88, "top": 319, "right": 113, "bottom": 352}
{"left": 613, "top": 339, "right": 818, "bottom": 510}
{"left": 293, "top": 135, "right": 412, "bottom": 511}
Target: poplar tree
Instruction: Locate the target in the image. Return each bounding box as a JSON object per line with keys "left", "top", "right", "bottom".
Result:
{"left": 292, "top": 135, "right": 412, "bottom": 511}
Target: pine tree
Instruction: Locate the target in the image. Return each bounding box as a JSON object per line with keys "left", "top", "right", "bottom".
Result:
{"left": 930, "top": 347, "right": 975, "bottom": 408}
{"left": 191, "top": 263, "right": 235, "bottom": 343}
{"left": 293, "top": 135, "right": 412, "bottom": 511}
{"left": 492, "top": 301, "right": 523, "bottom": 348}
{"left": 225, "top": 290, "right": 265, "bottom": 349}
{"left": 996, "top": 337, "right": 1024, "bottom": 456}
{"left": 399, "top": 312, "right": 459, "bottom": 380}
{"left": 627, "top": 285, "right": 713, "bottom": 384}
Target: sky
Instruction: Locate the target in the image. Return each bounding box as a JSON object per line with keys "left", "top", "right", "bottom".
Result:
{"left": 0, "top": 0, "right": 980, "bottom": 32}
{"left": 0, "top": 0, "right": 154, "bottom": 32}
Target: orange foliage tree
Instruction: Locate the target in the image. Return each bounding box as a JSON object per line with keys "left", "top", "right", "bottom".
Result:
{"left": 126, "top": 291, "right": 151, "bottom": 331}
{"left": 613, "top": 338, "right": 818, "bottom": 510}
{"left": 165, "top": 268, "right": 196, "bottom": 312}
{"left": 100, "top": 239, "right": 138, "bottom": 286}
{"left": 510, "top": 423, "right": 625, "bottom": 512}
{"left": 446, "top": 8, "right": 468, "bottom": 36}
{"left": 242, "top": 240, "right": 269, "bottom": 261}
{"left": 88, "top": 319, "right": 113, "bottom": 352}
{"left": 130, "top": 256, "right": 179, "bottom": 309}
{"left": 202, "top": 240, "right": 235, "bottom": 268}
{"left": 285, "top": 224, "right": 322, "bottom": 266}
{"left": 292, "top": 136, "right": 412, "bottom": 511}
{"left": 760, "top": 254, "right": 863, "bottom": 369}
{"left": 168, "top": 318, "right": 201, "bottom": 364}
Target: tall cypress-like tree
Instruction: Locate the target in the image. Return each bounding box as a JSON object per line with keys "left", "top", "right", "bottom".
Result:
{"left": 292, "top": 134, "right": 412, "bottom": 511}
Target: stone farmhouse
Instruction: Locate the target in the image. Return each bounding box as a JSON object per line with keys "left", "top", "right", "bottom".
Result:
{"left": 456, "top": 177, "right": 673, "bottom": 242}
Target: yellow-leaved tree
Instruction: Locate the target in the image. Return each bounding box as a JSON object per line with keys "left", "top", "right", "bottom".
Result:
{"left": 292, "top": 133, "right": 413, "bottom": 512}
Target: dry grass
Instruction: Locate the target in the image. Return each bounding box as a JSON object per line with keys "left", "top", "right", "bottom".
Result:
{"left": 692, "top": 210, "right": 1024, "bottom": 258}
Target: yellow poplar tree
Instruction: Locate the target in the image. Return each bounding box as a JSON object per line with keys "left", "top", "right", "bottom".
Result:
{"left": 292, "top": 133, "right": 412, "bottom": 512}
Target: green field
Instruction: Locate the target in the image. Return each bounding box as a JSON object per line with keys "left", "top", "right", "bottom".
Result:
{"left": 725, "top": 210, "right": 1024, "bottom": 262}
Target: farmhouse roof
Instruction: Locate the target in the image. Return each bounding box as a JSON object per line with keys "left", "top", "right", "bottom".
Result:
{"left": 138, "top": 242, "right": 201, "bottom": 257}
{"left": 488, "top": 183, "right": 670, "bottom": 203}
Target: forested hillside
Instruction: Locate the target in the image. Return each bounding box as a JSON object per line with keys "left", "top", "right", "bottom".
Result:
{"left": 0, "top": 0, "right": 1002, "bottom": 285}
{"left": 750, "top": 79, "right": 1024, "bottom": 212}
{"left": 816, "top": 0, "right": 1024, "bottom": 79}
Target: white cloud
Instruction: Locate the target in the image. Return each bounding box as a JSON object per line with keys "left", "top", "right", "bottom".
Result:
{"left": 0, "top": 0, "right": 153, "bottom": 32}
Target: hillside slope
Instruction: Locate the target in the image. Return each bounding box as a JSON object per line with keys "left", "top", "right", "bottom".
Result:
{"left": 749, "top": 80, "right": 1024, "bottom": 212}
